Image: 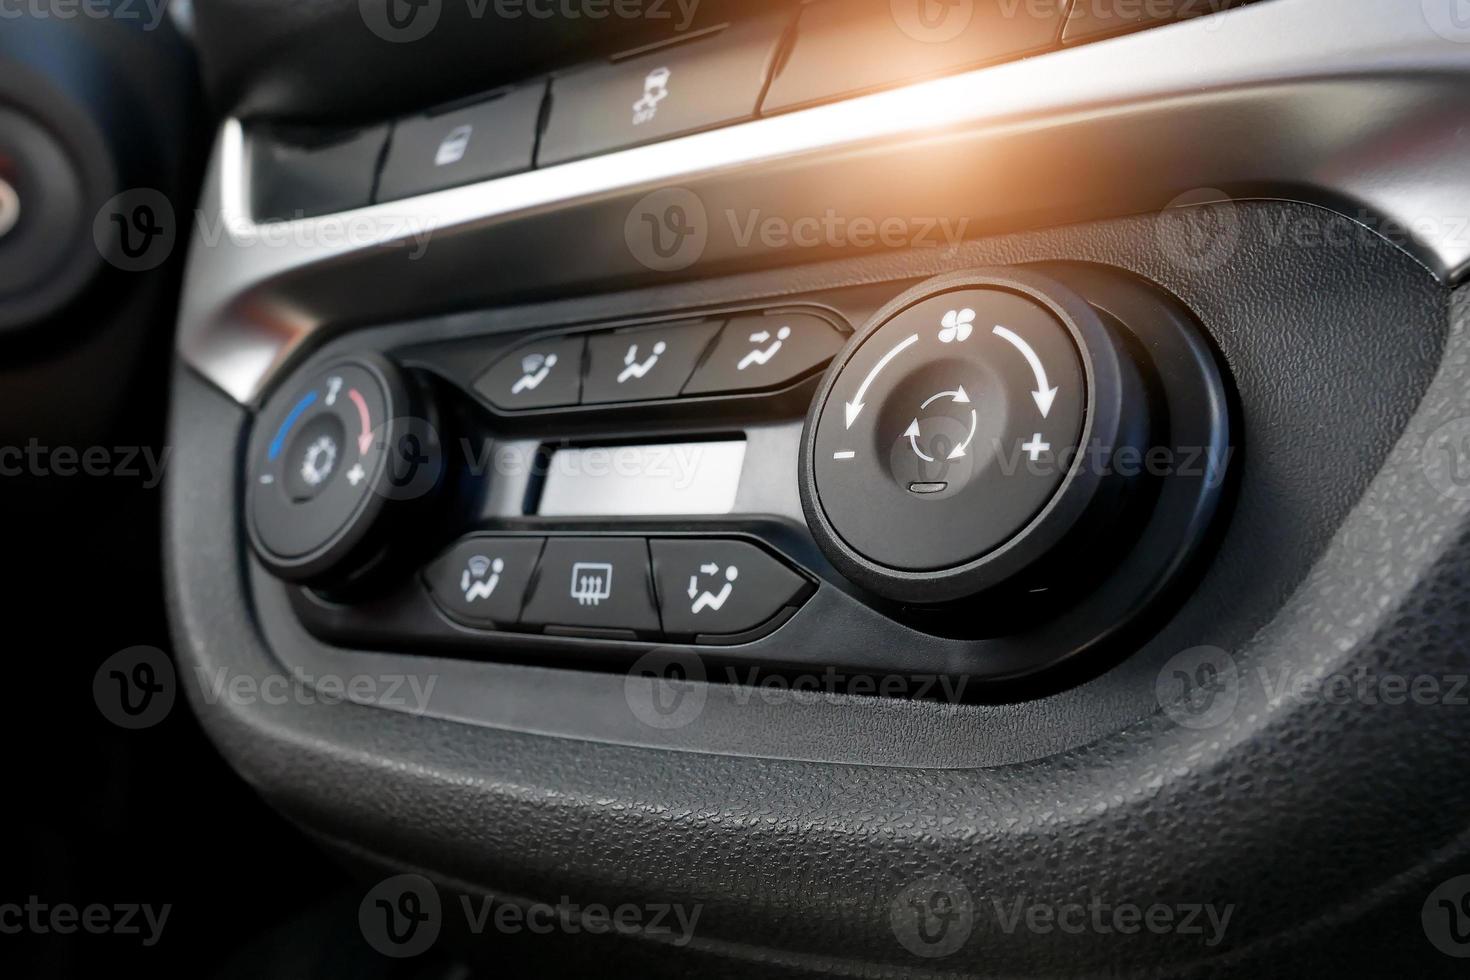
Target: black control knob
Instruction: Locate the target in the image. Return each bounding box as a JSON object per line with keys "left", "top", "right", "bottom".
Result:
{"left": 800, "top": 269, "right": 1151, "bottom": 604}
{"left": 246, "top": 354, "right": 442, "bottom": 588}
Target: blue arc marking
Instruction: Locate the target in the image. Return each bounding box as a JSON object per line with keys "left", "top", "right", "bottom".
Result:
{"left": 268, "top": 390, "right": 318, "bottom": 461}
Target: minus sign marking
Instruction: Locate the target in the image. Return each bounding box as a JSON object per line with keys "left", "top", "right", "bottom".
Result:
{"left": 833, "top": 451, "right": 856, "bottom": 460}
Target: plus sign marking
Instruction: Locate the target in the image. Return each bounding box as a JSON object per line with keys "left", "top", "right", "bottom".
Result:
{"left": 1021, "top": 433, "right": 1051, "bottom": 462}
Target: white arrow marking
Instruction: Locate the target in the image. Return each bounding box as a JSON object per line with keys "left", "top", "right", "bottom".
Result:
{"left": 992, "top": 325, "right": 1058, "bottom": 418}
{"left": 904, "top": 419, "right": 935, "bottom": 462}
{"left": 947, "top": 409, "right": 979, "bottom": 459}
{"left": 845, "top": 333, "right": 918, "bottom": 428}
{"left": 688, "top": 576, "right": 699, "bottom": 599}
{"left": 920, "top": 385, "right": 971, "bottom": 410}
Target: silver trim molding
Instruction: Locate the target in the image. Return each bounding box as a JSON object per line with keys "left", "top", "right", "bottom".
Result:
{"left": 178, "top": 0, "right": 1470, "bottom": 404}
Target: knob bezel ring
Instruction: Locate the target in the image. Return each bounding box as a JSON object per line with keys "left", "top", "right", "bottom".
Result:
{"left": 245, "top": 352, "right": 419, "bottom": 585}
{"left": 800, "top": 267, "right": 1145, "bottom": 605}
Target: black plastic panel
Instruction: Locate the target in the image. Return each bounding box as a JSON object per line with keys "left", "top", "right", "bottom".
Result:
{"left": 167, "top": 201, "right": 1460, "bottom": 976}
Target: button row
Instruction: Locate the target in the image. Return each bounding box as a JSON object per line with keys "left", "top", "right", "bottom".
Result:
{"left": 258, "top": 1, "right": 1241, "bottom": 216}
{"left": 471, "top": 312, "right": 844, "bottom": 411}
{"left": 422, "top": 536, "right": 809, "bottom": 640}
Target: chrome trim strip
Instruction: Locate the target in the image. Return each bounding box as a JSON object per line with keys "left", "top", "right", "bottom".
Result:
{"left": 178, "top": 0, "right": 1470, "bottom": 404}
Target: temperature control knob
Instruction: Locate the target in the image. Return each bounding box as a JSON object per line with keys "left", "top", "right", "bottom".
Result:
{"left": 800, "top": 269, "right": 1151, "bottom": 604}
{"left": 246, "top": 354, "right": 441, "bottom": 588}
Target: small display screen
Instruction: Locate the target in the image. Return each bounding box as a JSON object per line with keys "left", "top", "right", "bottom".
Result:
{"left": 536, "top": 441, "right": 747, "bottom": 517}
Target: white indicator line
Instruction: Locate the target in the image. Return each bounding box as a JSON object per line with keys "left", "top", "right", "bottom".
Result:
{"left": 833, "top": 451, "right": 856, "bottom": 460}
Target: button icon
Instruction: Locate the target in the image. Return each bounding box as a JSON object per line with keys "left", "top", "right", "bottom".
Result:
{"left": 737, "top": 326, "right": 791, "bottom": 371}
{"left": 938, "top": 308, "right": 975, "bottom": 343}
{"left": 905, "top": 386, "right": 976, "bottom": 464}
{"left": 617, "top": 341, "right": 667, "bottom": 384}
{"left": 434, "top": 124, "right": 473, "bottom": 167}
{"left": 422, "top": 536, "right": 544, "bottom": 627}
{"left": 632, "top": 66, "right": 671, "bottom": 125}
{"left": 300, "top": 434, "right": 339, "bottom": 487}
{"left": 570, "top": 561, "right": 614, "bottom": 606}
{"left": 688, "top": 563, "right": 739, "bottom": 614}
{"left": 460, "top": 555, "right": 504, "bottom": 602}
{"left": 512, "top": 352, "right": 558, "bottom": 394}
{"left": 346, "top": 463, "right": 366, "bottom": 487}
{"left": 651, "top": 539, "right": 808, "bottom": 636}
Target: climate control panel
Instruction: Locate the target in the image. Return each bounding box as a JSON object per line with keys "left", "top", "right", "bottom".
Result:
{"left": 244, "top": 266, "right": 1232, "bottom": 684}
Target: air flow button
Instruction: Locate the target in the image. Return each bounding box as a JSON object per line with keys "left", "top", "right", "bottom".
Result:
{"left": 682, "top": 313, "right": 844, "bottom": 395}
{"left": 422, "top": 536, "right": 544, "bottom": 628}
{"left": 581, "top": 322, "right": 720, "bottom": 404}
{"left": 473, "top": 335, "right": 584, "bottom": 410}
{"left": 651, "top": 539, "right": 809, "bottom": 637}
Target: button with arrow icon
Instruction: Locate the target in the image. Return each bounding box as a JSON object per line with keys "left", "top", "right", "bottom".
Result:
{"left": 651, "top": 539, "right": 809, "bottom": 637}
{"left": 808, "top": 282, "right": 1088, "bottom": 571}
{"left": 682, "top": 313, "right": 844, "bottom": 396}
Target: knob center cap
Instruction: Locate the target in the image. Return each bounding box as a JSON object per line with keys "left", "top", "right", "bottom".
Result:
{"left": 812, "top": 287, "right": 1086, "bottom": 572}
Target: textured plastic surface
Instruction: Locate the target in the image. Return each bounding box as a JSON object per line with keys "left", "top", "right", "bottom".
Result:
{"left": 167, "top": 202, "right": 1466, "bottom": 974}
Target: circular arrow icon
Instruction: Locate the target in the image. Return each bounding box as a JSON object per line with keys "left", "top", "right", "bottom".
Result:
{"left": 906, "top": 385, "right": 977, "bottom": 462}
